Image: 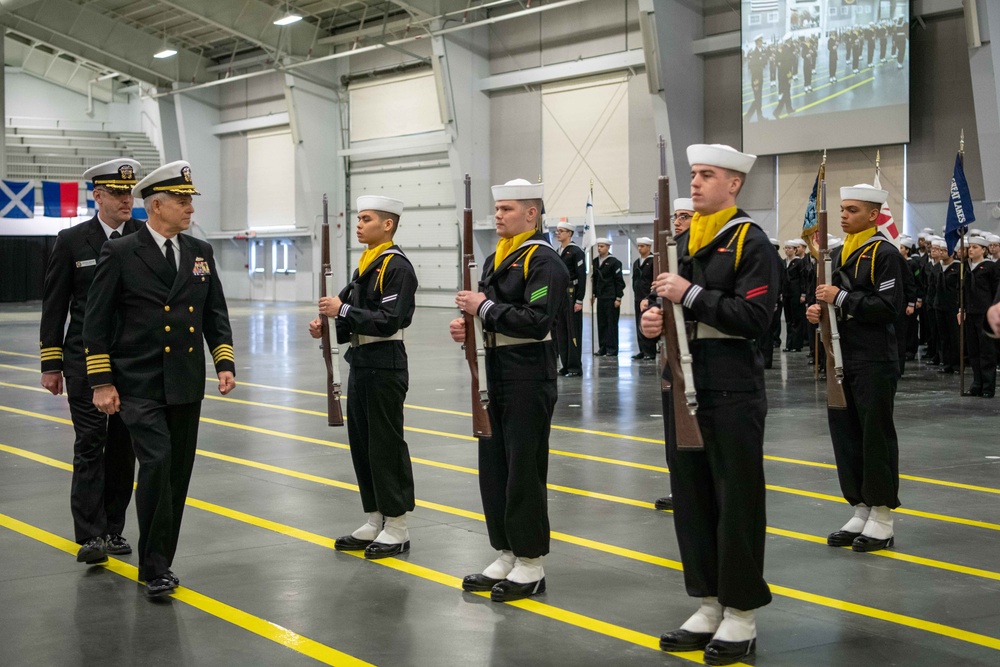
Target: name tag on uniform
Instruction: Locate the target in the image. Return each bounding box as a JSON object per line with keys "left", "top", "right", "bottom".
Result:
{"left": 76, "top": 259, "right": 97, "bottom": 268}
{"left": 192, "top": 257, "right": 211, "bottom": 276}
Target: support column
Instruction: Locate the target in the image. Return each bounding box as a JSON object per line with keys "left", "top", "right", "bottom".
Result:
{"left": 968, "top": 0, "right": 1000, "bottom": 201}
{"left": 0, "top": 36, "right": 6, "bottom": 179}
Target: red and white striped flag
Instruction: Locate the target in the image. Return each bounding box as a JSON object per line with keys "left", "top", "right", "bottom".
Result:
{"left": 873, "top": 170, "right": 900, "bottom": 248}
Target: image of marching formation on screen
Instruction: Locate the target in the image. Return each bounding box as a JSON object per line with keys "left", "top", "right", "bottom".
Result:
{"left": 741, "top": 0, "right": 909, "bottom": 155}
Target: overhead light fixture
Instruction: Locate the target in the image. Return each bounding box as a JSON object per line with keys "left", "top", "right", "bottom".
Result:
{"left": 154, "top": 48, "right": 177, "bottom": 59}
{"left": 273, "top": 14, "right": 302, "bottom": 26}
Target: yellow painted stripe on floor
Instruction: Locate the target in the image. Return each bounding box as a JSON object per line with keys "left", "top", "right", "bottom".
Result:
{"left": 787, "top": 76, "right": 874, "bottom": 116}
{"left": 550, "top": 449, "right": 669, "bottom": 473}
{"left": 0, "top": 512, "right": 375, "bottom": 667}
{"left": 0, "top": 380, "right": 51, "bottom": 394}
{"left": 0, "top": 350, "right": 37, "bottom": 359}
{"left": 3, "top": 440, "right": 999, "bottom": 655}
{"left": 0, "top": 404, "right": 73, "bottom": 424}
{"left": 0, "top": 442, "right": 73, "bottom": 470}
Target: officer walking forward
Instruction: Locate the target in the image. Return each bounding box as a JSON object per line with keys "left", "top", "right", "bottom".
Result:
{"left": 450, "top": 179, "right": 569, "bottom": 602}
{"left": 642, "top": 144, "right": 780, "bottom": 666}
{"left": 39, "top": 158, "right": 141, "bottom": 564}
{"left": 84, "top": 161, "right": 235, "bottom": 597}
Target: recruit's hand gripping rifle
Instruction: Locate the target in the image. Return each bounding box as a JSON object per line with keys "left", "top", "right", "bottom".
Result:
{"left": 817, "top": 179, "right": 847, "bottom": 408}
{"left": 320, "top": 194, "right": 344, "bottom": 426}
{"left": 654, "top": 137, "right": 703, "bottom": 450}
{"left": 462, "top": 175, "right": 491, "bottom": 438}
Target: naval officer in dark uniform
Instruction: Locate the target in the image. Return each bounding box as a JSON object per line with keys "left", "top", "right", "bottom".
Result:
{"left": 806, "top": 183, "right": 906, "bottom": 554}
{"left": 553, "top": 221, "right": 586, "bottom": 376}
{"left": 450, "top": 178, "right": 569, "bottom": 602}
{"left": 310, "top": 195, "right": 418, "bottom": 558}
{"left": 84, "top": 161, "right": 235, "bottom": 597}
{"left": 39, "top": 158, "right": 140, "bottom": 564}
{"left": 642, "top": 144, "right": 780, "bottom": 666}
{"left": 591, "top": 237, "right": 625, "bottom": 355}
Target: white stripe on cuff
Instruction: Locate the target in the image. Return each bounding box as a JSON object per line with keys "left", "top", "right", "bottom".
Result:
{"left": 478, "top": 300, "right": 495, "bottom": 319}
{"left": 682, "top": 284, "right": 703, "bottom": 308}
{"left": 339, "top": 304, "right": 351, "bottom": 318}
{"left": 835, "top": 290, "right": 848, "bottom": 308}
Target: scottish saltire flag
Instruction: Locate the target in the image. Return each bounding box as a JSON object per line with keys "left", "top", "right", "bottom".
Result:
{"left": 86, "top": 183, "right": 96, "bottom": 215}
{"left": 873, "top": 171, "right": 900, "bottom": 248}
{"left": 581, "top": 188, "right": 598, "bottom": 249}
{"left": 945, "top": 153, "right": 975, "bottom": 254}
{"left": 42, "top": 181, "right": 78, "bottom": 218}
{"left": 0, "top": 179, "right": 35, "bottom": 218}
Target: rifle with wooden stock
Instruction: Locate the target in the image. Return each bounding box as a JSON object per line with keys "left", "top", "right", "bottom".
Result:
{"left": 462, "top": 174, "right": 491, "bottom": 438}
{"left": 817, "top": 176, "right": 847, "bottom": 409}
{"left": 654, "top": 137, "right": 704, "bottom": 450}
{"left": 320, "top": 194, "right": 344, "bottom": 426}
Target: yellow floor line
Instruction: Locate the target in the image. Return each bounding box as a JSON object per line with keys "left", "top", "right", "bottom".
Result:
{"left": 2, "top": 441, "right": 997, "bottom": 657}
{"left": 0, "top": 511, "right": 375, "bottom": 667}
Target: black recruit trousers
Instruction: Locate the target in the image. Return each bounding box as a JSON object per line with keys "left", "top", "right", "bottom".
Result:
{"left": 554, "top": 294, "right": 583, "bottom": 372}
{"left": 966, "top": 312, "right": 997, "bottom": 394}
{"left": 827, "top": 360, "right": 900, "bottom": 509}
{"left": 634, "top": 301, "right": 658, "bottom": 357}
{"left": 595, "top": 298, "right": 620, "bottom": 353}
{"left": 665, "top": 388, "right": 772, "bottom": 611}
{"left": 935, "top": 307, "right": 960, "bottom": 369}
{"left": 346, "top": 367, "right": 415, "bottom": 518}
{"left": 65, "top": 376, "right": 135, "bottom": 544}
{"left": 118, "top": 396, "right": 201, "bottom": 581}
{"left": 478, "top": 377, "right": 557, "bottom": 558}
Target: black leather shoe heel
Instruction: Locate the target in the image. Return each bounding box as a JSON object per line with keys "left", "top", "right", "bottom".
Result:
{"left": 826, "top": 530, "right": 861, "bottom": 547}
{"left": 145, "top": 575, "right": 178, "bottom": 598}
{"left": 462, "top": 573, "right": 503, "bottom": 592}
{"left": 364, "top": 540, "right": 409, "bottom": 559}
{"left": 659, "top": 629, "right": 714, "bottom": 652}
{"left": 654, "top": 496, "right": 674, "bottom": 511}
{"left": 490, "top": 577, "right": 545, "bottom": 602}
{"left": 334, "top": 535, "right": 374, "bottom": 551}
{"left": 852, "top": 535, "right": 894, "bottom": 552}
{"left": 704, "top": 637, "right": 756, "bottom": 665}
{"left": 76, "top": 536, "right": 107, "bottom": 564}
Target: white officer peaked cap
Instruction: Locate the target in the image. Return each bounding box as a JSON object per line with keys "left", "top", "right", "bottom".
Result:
{"left": 687, "top": 144, "right": 757, "bottom": 174}
{"left": 840, "top": 183, "right": 888, "bottom": 205}
{"left": 84, "top": 158, "right": 142, "bottom": 191}
{"left": 596, "top": 237, "right": 613, "bottom": 246}
{"left": 673, "top": 198, "right": 694, "bottom": 212}
{"left": 133, "top": 160, "right": 200, "bottom": 198}
{"left": 491, "top": 178, "right": 544, "bottom": 201}
{"left": 636, "top": 237, "right": 653, "bottom": 245}
{"left": 556, "top": 221, "right": 576, "bottom": 231}
{"left": 357, "top": 195, "right": 404, "bottom": 216}
{"left": 968, "top": 235, "right": 989, "bottom": 247}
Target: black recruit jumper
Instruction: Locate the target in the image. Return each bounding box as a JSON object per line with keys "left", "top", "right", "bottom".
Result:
{"left": 39, "top": 216, "right": 140, "bottom": 544}
{"left": 554, "top": 242, "right": 587, "bottom": 373}
{"left": 662, "top": 210, "right": 781, "bottom": 612}
{"left": 334, "top": 245, "right": 419, "bottom": 518}
{"left": 963, "top": 259, "right": 999, "bottom": 395}
{"left": 827, "top": 232, "right": 907, "bottom": 511}
{"left": 632, "top": 253, "right": 657, "bottom": 357}
{"left": 591, "top": 254, "right": 625, "bottom": 354}
{"left": 475, "top": 232, "right": 570, "bottom": 557}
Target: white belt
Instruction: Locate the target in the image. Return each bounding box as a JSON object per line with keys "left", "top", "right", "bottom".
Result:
{"left": 351, "top": 331, "right": 404, "bottom": 346}
{"left": 483, "top": 332, "right": 551, "bottom": 348}
{"left": 685, "top": 322, "right": 745, "bottom": 341}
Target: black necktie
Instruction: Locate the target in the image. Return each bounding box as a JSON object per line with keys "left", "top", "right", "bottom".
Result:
{"left": 110, "top": 230, "right": 121, "bottom": 240}
{"left": 164, "top": 239, "right": 177, "bottom": 280}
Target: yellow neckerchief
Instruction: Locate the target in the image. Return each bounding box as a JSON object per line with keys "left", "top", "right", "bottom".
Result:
{"left": 688, "top": 206, "right": 737, "bottom": 255}
{"left": 358, "top": 241, "right": 393, "bottom": 276}
{"left": 840, "top": 226, "right": 877, "bottom": 262}
{"left": 494, "top": 229, "right": 536, "bottom": 270}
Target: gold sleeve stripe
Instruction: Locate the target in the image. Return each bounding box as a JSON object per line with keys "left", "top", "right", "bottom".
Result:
{"left": 86, "top": 354, "right": 111, "bottom": 361}
{"left": 87, "top": 366, "right": 112, "bottom": 374}
{"left": 86, "top": 362, "right": 112, "bottom": 371}
{"left": 213, "top": 351, "right": 235, "bottom": 360}
{"left": 40, "top": 346, "right": 62, "bottom": 353}
{"left": 40, "top": 351, "right": 63, "bottom": 361}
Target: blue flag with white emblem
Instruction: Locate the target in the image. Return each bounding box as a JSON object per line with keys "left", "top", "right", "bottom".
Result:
{"left": 0, "top": 179, "right": 35, "bottom": 218}
{"left": 945, "top": 153, "right": 975, "bottom": 254}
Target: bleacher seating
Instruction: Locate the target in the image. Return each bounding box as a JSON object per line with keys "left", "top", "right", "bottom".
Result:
{"left": 5, "top": 127, "right": 162, "bottom": 181}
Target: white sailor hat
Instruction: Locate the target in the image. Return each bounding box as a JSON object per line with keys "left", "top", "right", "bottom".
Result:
{"left": 133, "top": 160, "right": 200, "bottom": 199}
{"left": 829, "top": 237, "right": 843, "bottom": 248}
{"left": 636, "top": 237, "right": 653, "bottom": 246}
{"left": 596, "top": 237, "right": 613, "bottom": 246}
{"left": 921, "top": 227, "right": 935, "bottom": 234}
{"left": 754, "top": 34, "right": 764, "bottom": 42}
{"left": 898, "top": 234, "right": 913, "bottom": 246}
{"left": 988, "top": 234, "right": 1000, "bottom": 244}
{"left": 917, "top": 232, "right": 929, "bottom": 240}
{"left": 556, "top": 221, "right": 576, "bottom": 232}
{"left": 931, "top": 237, "right": 947, "bottom": 249}
{"left": 491, "top": 178, "right": 544, "bottom": 201}
{"left": 687, "top": 144, "right": 757, "bottom": 174}
{"left": 968, "top": 235, "right": 989, "bottom": 247}
{"left": 970, "top": 228, "right": 983, "bottom": 236}
{"left": 673, "top": 197, "right": 694, "bottom": 212}
{"left": 783, "top": 239, "right": 797, "bottom": 247}
{"left": 85, "top": 158, "right": 141, "bottom": 192}
{"left": 840, "top": 183, "right": 888, "bottom": 205}
{"left": 769, "top": 237, "right": 780, "bottom": 246}
{"left": 357, "top": 195, "right": 404, "bottom": 216}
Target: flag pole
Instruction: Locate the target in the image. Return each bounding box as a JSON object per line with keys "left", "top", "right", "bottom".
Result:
{"left": 958, "top": 130, "right": 967, "bottom": 395}
{"left": 589, "top": 178, "right": 597, "bottom": 358}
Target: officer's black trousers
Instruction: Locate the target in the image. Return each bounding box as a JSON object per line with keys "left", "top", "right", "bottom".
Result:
{"left": 119, "top": 396, "right": 201, "bottom": 581}
{"left": 479, "top": 378, "right": 557, "bottom": 558}
{"left": 595, "top": 298, "right": 620, "bottom": 353}
{"left": 554, "top": 300, "right": 583, "bottom": 372}
{"left": 346, "top": 367, "right": 415, "bottom": 518}
{"left": 634, "top": 301, "right": 657, "bottom": 357}
{"left": 965, "top": 312, "right": 997, "bottom": 394}
{"left": 66, "top": 376, "right": 135, "bottom": 544}
{"left": 828, "top": 360, "right": 900, "bottom": 509}
{"left": 665, "top": 389, "right": 772, "bottom": 611}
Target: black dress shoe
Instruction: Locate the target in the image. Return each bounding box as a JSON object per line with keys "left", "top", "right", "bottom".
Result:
{"left": 982, "top": 392, "right": 995, "bottom": 399}
{"left": 104, "top": 534, "right": 132, "bottom": 555}
{"left": 334, "top": 534, "right": 374, "bottom": 551}
{"left": 145, "top": 575, "right": 177, "bottom": 598}
{"left": 659, "top": 629, "right": 714, "bottom": 652}
{"left": 364, "top": 540, "right": 409, "bottom": 560}
{"left": 593, "top": 350, "right": 606, "bottom": 356}
{"left": 938, "top": 367, "right": 956, "bottom": 374}
{"left": 558, "top": 368, "right": 569, "bottom": 376}
{"left": 462, "top": 573, "right": 503, "bottom": 592}
{"left": 564, "top": 371, "right": 581, "bottom": 377}
{"left": 631, "top": 353, "right": 645, "bottom": 360}
{"left": 654, "top": 496, "right": 674, "bottom": 511}
{"left": 490, "top": 577, "right": 545, "bottom": 602}
{"left": 826, "top": 530, "right": 861, "bottom": 547}
{"left": 703, "top": 637, "right": 756, "bottom": 666}
{"left": 76, "top": 536, "right": 107, "bottom": 564}
{"left": 852, "top": 534, "right": 894, "bottom": 552}
{"left": 166, "top": 570, "right": 179, "bottom": 585}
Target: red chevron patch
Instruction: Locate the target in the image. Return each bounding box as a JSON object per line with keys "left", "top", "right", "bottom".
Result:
{"left": 745, "top": 285, "right": 768, "bottom": 299}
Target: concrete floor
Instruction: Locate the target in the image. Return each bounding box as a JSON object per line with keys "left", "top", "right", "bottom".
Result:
{"left": 1, "top": 301, "right": 998, "bottom": 666}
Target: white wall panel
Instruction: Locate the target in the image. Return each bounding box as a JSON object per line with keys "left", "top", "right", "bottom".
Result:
{"left": 247, "top": 127, "right": 295, "bottom": 228}
{"left": 349, "top": 71, "right": 443, "bottom": 142}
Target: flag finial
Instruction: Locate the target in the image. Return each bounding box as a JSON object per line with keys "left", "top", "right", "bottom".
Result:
{"left": 821, "top": 149, "right": 827, "bottom": 166}
{"left": 960, "top": 129, "right": 965, "bottom": 155}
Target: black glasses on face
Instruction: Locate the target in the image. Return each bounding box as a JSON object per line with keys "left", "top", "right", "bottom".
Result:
{"left": 673, "top": 213, "right": 692, "bottom": 221}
